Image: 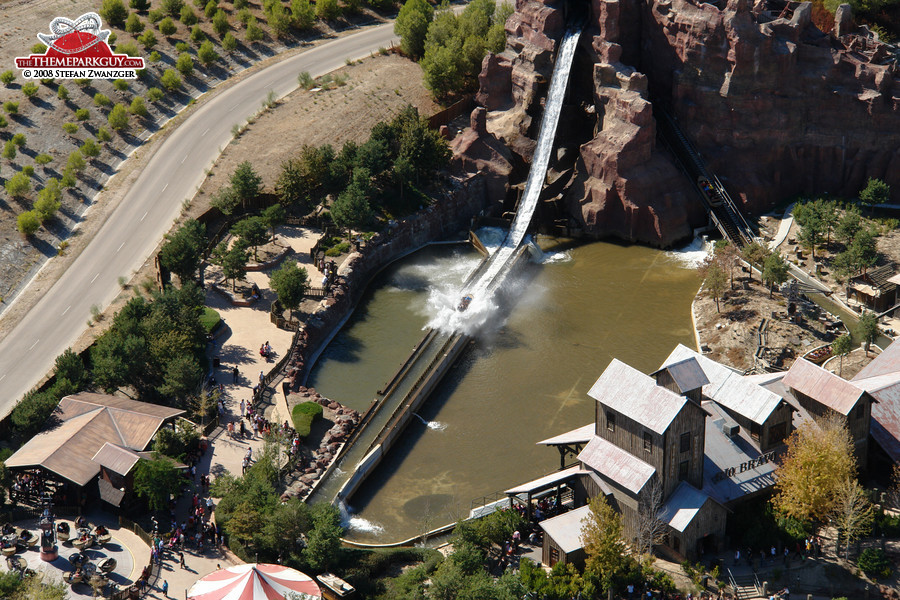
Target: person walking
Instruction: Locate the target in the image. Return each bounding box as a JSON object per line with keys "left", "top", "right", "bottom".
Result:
{"left": 232, "top": 366, "right": 239, "bottom": 384}
{"left": 161, "top": 580, "right": 169, "bottom": 598}
{"left": 240, "top": 399, "right": 245, "bottom": 418}
{"left": 179, "top": 551, "right": 186, "bottom": 569}
{"left": 259, "top": 370, "right": 264, "bottom": 385}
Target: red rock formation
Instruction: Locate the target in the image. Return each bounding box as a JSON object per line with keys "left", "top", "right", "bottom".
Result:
{"left": 453, "top": 0, "right": 900, "bottom": 246}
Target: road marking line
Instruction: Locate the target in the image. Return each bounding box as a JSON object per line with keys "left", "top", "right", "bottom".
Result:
{"left": 117, "top": 242, "right": 125, "bottom": 253}
{"left": 141, "top": 211, "right": 148, "bottom": 222}
{"left": 29, "top": 339, "right": 40, "bottom": 351}
{"left": 162, "top": 183, "right": 168, "bottom": 192}
{"left": 182, "top": 154, "right": 188, "bottom": 164}
{"left": 230, "top": 103, "right": 239, "bottom": 112}
{"left": 91, "top": 273, "right": 100, "bottom": 283}
{"left": 0, "top": 375, "right": 5, "bottom": 382}
{"left": 202, "top": 128, "right": 209, "bottom": 137}
{"left": 62, "top": 305, "right": 71, "bottom": 316}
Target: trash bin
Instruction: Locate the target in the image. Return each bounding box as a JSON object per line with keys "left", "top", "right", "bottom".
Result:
{"left": 213, "top": 357, "right": 220, "bottom": 368}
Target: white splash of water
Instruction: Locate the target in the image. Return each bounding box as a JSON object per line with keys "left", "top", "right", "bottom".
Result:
{"left": 666, "top": 235, "right": 712, "bottom": 269}
{"left": 338, "top": 501, "right": 384, "bottom": 535}
{"left": 413, "top": 413, "right": 448, "bottom": 431}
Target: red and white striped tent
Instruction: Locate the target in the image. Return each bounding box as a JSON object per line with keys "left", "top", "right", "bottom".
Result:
{"left": 187, "top": 563, "right": 321, "bottom": 600}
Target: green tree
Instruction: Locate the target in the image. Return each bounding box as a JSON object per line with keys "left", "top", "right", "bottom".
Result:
{"left": 159, "top": 218, "right": 206, "bottom": 283}
{"left": 126, "top": 12, "right": 146, "bottom": 33}
{"left": 836, "top": 206, "right": 863, "bottom": 246}
{"left": 211, "top": 186, "right": 240, "bottom": 215}
{"left": 290, "top": 0, "right": 315, "bottom": 30}
{"left": 316, "top": 0, "right": 341, "bottom": 20}
{"left": 162, "top": 0, "right": 185, "bottom": 17}
{"left": 700, "top": 257, "right": 728, "bottom": 312}
{"left": 97, "top": 126, "right": 113, "bottom": 143}
{"left": 205, "top": 0, "right": 218, "bottom": 18}
{"left": 35, "top": 153, "right": 53, "bottom": 166}
{"left": 762, "top": 252, "right": 789, "bottom": 297}
{"left": 3, "top": 101, "right": 19, "bottom": 114}
{"left": 180, "top": 4, "right": 198, "bottom": 24}
{"left": 331, "top": 185, "right": 373, "bottom": 233}
{"left": 860, "top": 177, "right": 890, "bottom": 208}
{"left": 857, "top": 311, "right": 880, "bottom": 355}
{"left": 75, "top": 107, "right": 90, "bottom": 121}
{"left": 190, "top": 24, "right": 206, "bottom": 43}
{"left": 158, "top": 353, "right": 203, "bottom": 406}
{"left": 35, "top": 178, "right": 62, "bottom": 221}
{"left": 261, "top": 203, "right": 285, "bottom": 238}
{"left": 147, "top": 87, "right": 165, "bottom": 102}
{"left": 133, "top": 453, "right": 184, "bottom": 510}
{"left": 94, "top": 92, "right": 111, "bottom": 107}
{"left": 222, "top": 31, "right": 238, "bottom": 52}
{"left": 269, "top": 261, "right": 308, "bottom": 318}
{"left": 395, "top": 0, "right": 434, "bottom": 59}
{"left": 214, "top": 241, "right": 249, "bottom": 291}
{"left": 832, "top": 334, "right": 853, "bottom": 377}
{"left": 582, "top": 494, "right": 628, "bottom": 594}
{"left": 100, "top": 0, "right": 129, "bottom": 27}
{"left": 231, "top": 160, "right": 262, "bottom": 207}
{"left": 741, "top": 240, "right": 770, "bottom": 281}
{"left": 130, "top": 95, "right": 148, "bottom": 117}
{"left": 267, "top": 1, "right": 290, "bottom": 37}
{"left": 773, "top": 416, "right": 857, "bottom": 526}
{"left": 17, "top": 211, "right": 41, "bottom": 236}
{"left": 161, "top": 69, "right": 182, "bottom": 91}
{"left": 794, "top": 201, "right": 826, "bottom": 259}
{"left": 11, "top": 133, "right": 26, "bottom": 148}
{"left": 304, "top": 504, "right": 344, "bottom": 572}
{"left": 54, "top": 348, "right": 86, "bottom": 389}
{"left": 57, "top": 84, "right": 69, "bottom": 101}
{"left": 848, "top": 228, "right": 878, "bottom": 274}
{"left": 159, "top": 16, "right": 178, "bottom": 35}
{"left": 231, "top": 216, "right": 268, "bottom": 261}
{"left": 213, "top": 9, "right": 230, "bottom": 36}
{"left": 176, "top": 52, "right": 194, "bottom": 75}
{"left": 108, "top": 103, "right": 129, "bottom": 130}
{"left": 5, "top": 172, "right": 30, "bottom": 198}
{"left": 0, "top": 71, "right": 15, "bottom": 86}
{"left": 2, "top": 139, "right": 16, "bottom": 160}
{"left": 131, "top": 0, "right": 151, "bottom": 10}
{"left": 21, "top": 82, "right": 39, "bottom": 98}
{"left": 198, "top": 40, "right": 219, "bottom": 66}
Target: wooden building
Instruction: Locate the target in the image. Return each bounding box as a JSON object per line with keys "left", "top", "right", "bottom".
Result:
{"left": 846, "top": 264, "right": 897, "bottom": 313}
{"left": 539, "top": 506, "right": 592, "bottom": 567}
{"left": 5, "top": 393, "right": 184, "bottom": 508}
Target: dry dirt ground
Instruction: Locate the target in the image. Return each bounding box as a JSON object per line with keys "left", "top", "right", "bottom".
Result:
{"left": 0, "top": 0, "right": 398, "bottom": 319}
{"left": 58, "top": 52, "right": 439, "bottom": 362}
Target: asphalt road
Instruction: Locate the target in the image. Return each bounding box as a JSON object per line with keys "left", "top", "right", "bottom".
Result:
{"left": 0, "top": 22, "right": 400, "bottom": 418}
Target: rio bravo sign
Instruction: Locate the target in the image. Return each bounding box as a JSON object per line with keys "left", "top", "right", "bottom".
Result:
{"left": 15, "top": 13, "right": 144, "bottom": 79}
{"left": 710, "top": 449, "right": 782, "bottom": 484}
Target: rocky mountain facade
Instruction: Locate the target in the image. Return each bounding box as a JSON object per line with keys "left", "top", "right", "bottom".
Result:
{"left": 451, "top": 0, "right": 900, "bottom": 247}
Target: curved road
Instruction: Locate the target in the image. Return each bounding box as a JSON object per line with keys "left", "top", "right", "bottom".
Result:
{"left": 0, "top": 22, "right": 399, "bottom": 417}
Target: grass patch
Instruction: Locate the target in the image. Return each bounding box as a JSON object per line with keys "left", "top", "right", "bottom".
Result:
{"left": 324, "top": 241, "right": 351, "bottom": 257}
{"left": 292, "top": 401, "right": 323, "bottom": 438}
{"left": 200, "top": 307, "right": 222, "bottom": 334}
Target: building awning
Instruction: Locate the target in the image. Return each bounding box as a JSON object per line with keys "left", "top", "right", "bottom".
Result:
{"left": 659, "top": 482, "right": 716, "bottom": 533}
{"left": 539, "top": 505, "right": 592, "bottom": 554}
{"left": 537, "top": 423, "right": 595, "bottom": 446}
{"left": 505, "top": 466, "right": 585, "bottom": 496}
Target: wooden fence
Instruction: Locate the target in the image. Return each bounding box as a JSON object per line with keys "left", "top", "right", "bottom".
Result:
{"left": 427, "top": 95, "right": 475, "bottom": 130}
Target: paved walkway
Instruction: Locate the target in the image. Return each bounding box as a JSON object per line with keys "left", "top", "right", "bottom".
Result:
{"left": 768, "top": 203, "right": 795, "bottom": 250}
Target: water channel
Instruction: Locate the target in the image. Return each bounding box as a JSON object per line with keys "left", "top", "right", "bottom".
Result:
{"left": 307, "top": 237, "right": 703, "bottom": 542}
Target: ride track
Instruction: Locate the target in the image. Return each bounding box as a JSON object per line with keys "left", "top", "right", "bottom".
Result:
{"left": 0, "top": 22, "right": 404, "bottom": 419}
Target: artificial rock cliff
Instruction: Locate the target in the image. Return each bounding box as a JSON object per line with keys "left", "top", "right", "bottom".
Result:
{"left": 451, "top": 0, "right": 900, "bottom": 247}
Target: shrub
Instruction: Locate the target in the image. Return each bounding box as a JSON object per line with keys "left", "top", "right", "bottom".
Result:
{"left": 5, "top": 172, "right": 30, "bottom": 197}
{"left": 31, "top": 43, "right": 48, "bottom": 54}
{"left": 100, "top": 0, "right": 128, "bottom": 27}
{"left": 324, "top": 242, "right": 350, "bottom": 256}
{"left": 97, "top": 126, "right": 113, "bottom": 143}
{"left": 149, "top": 8, "right": 166, "bottom": 23}
{"left": 291, "top": 0, "right": 315, "bottom": 30}
{"left": 160, "top": 69, "right": 182, "bottom": 91}
{"left": 139, "top": 29, "right": 158, "bottom": 48}
{"left": 316, "top": 0, "right": 340, "bottom": 21}
{"left": 234, "top": 0, "right": 248, "bottom": 8}
{"left": 57, "top": 84, "right": 69, "bottom": 100}
{"left": 190, "top": 24, "right": 206, "bottom": 44}
{"left": 17, "top": 211, "right": 41, "bottom": 236}
{"left": 180, "top": 5, "right": 198, "bottom": 24}
{"left": 858, "top": 548, "right": 892, "bottom": 579}
{"left": 130, "top": 96, "right": 148, "bottom": 117}
{"left": 176, "top": 52, "right": 194, "bottom": 75}
{"left": 12, "top": 133, "right": 26, "bottom": 148}
{"left": 114, "top": 79, "right": 129, "bottom": 92}
{"left": 108, "top": 103, "right": 129, "bottom": 130}
{"left": 162, "top": 0, "right": 185, "bottom": 17}
{"left": 0, "top": 71, "right": 14, "bottom": 86}
{"left": 21, "top": 82, "right": 39, "bottom": 97}
{"left": 74, "top": 78, "right": 91, "bottom": 86}
{"left": 200, "top": 307, "right": 221, "bottom": 333}
{"left": 81, "top": 138, "right": 101, "bottom": 160}
{"left": 74, "top": 108, "right": 90, "bottom": 120}
{"left": 22, "top": 165, "right": 34, "bottom": 177}
{"left": 147, "top": 87, "right": 165, "bottom": 102}
{"left": 67, "top": 149, "right": 86, "bottom": 173}
{"left": 35, "top": 153, "right": 53, "bottom": 165}
{"left": 40, "top": 77, "right": 55, "bottom": 86}
{"left": 291, "top": 401, "right": 323, "bottom": 438}
{"left": 126, "top": 12, "right": 145, "bottom": 33}
{"left": 159, "top": 16, "right": 177, "bottom": 35}
{"left": 94, "top": 92, "right": 111, "bottom": 107}
{"left": 62, "top": 122, "right": 79, "bottom": 135}
{"left": 213, "top": 9, "right": 230, "bottom": 36}
{"left": 108, "top": 33, "right": 118, "bottom": 47}
{"left": 176, "top": 41, "right": 190, "bottom": 52}
{"left": 4, "top": 101, "right": 19, "bottom": 114}
{"left": 0, "top": 115, "right": 6, "bottom": 128}
{"left": 237, "top": 7, "right": 252, "bottom": 24}
{"left": 35, "top": 178, "right": 62, "bottom": 221}
{"left": 205, "top": 0, "right": 218, "bottom": 18}
{"left": 1, "top": 140, "right": 15, "bottom": 160}
{"left": 198, "top": 40, "right": 219, "bottom": 65}
{"left": 149, "top": 50, "right": 161, "bottom": 62}
{"left": 131, "top": 0, "right": 151, "bottom": 10}
{"left": 298, "top": 71, "right": 314, "bottom": 89}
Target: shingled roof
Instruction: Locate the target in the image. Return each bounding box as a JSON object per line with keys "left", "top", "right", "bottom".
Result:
{"left": 784, "top": 358, "right": 870, "bottom": 415}
{"left": 578, "top": 435, "right": 656, "bottom": 496}
{"left": 5, "top": 393, "right": 184, "bottom": 486}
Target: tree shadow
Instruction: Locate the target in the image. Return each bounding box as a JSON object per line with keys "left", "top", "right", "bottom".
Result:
{"left": 10, "top": 114, "right": 35, "bottom": 127}
{"left": 28, "top": 96, "right": 54, "bottom": 111}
